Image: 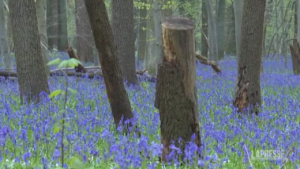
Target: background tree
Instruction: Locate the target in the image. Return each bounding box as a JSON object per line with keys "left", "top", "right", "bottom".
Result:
{"left": 46, "top": 0, "right": 58, "bottom": 49}
{"left": 75, "top": 0, "right": 95, "bottom": 63}
{"left": 136, "top": 0, "right": 148, "bottom": 64}
{"left": 36, "top": 0, "right": 50, "bottom": 75}
{"left": 57, "top": 0, "right": 68, "bottom": 51}
{"left": 112, "top": 0, "right": 138, "bottom": 85}
{"left": 233, "top": 0, "right": 243, "bottom": 62}
{"left": 201, "top": 0, "right": 208, "bottom": 57}
{"left": 9, "top": 0, "right": 49, "bottom": 103}
{"left": 84, "top": 0, "right": 136, "bottom": 132}
{"left": 233, "top": 0, "right": 266, "bottom": 113}
{"left": 205, "top": 0, "right": 218, "bottom": 63}
{"left": 0, "top": 0, "right": 11, "bottom": 70}
{"left": 217, "top": 0, "right": 225, "bottom": 60}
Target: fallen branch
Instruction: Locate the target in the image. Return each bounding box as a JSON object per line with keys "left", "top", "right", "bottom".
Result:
{"left": 195, "top": 53, "right": 221, "bottom": 73}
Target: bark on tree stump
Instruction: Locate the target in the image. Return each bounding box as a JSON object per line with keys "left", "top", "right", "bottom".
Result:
{"left": 290, "top": 39, "right": 300, "bottom": 74}
{"left": 154, "top": 16, "right": 201, "bottom": 163}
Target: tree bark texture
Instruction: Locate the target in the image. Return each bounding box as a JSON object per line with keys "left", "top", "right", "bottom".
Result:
{"left": 9, "top": 0, "right": 49, "bottom": 103}
{"left": 112, "top": 0, "right": 138, "bottom": 85}
{"left": 290, "top": 40, "right": 300, "bottom": 75}
{"left": 225, "top": 2, "right": 236, "bottom": 55}
{"left": 233, "top": 0, "right": 266, "bottom": 114}
{"left": 36, "top": 0, "right": 50, "bottom": 75}
{"left": 46, "top": 0, "right": 58, "bottom": 49}
{"left": 57, "top": 0, "right": 68, "bottom": 51}
{"left": 84, "top": 0, "right": 135, "bottom": 132}
{"left": 75, "top": 0, "right": 95, "bottom": 63}
{"left": 155, "top": 16, "right": 201, "bottom": 162}
{"left": 201, "top": 0, "right": 208, "bottom": 57}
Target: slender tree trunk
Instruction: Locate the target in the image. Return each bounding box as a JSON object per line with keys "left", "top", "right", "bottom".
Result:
{"left": 112, "top": 0, "right": 138, "bottom": 85}
{"left": 36, "top": 0, "right": 50, "bottom": 75}
{"left": 233, "top": 0, "right": 266, "bottom": 114}
{"left": 152, "top": 1, "right": 163, "bottom": 75}
{"left": 0, "top": 0, "right": 11, "bottom": 70}
{"left": 84, "top": 0, "right": 136, "bottom": 133}
{"left": 75, "top": 0, "right": 94, "bottom": 63}
{"left": 46, "top": 0, "right": 58, "bottom": 50}
{"left": 57, "top": 0, "right": 68, "bottom": 51}
{"left": 201, "top": 0, "right": 208, "bottom": 57}
{"left": 137, "top": 0, "right": 147, "bottom": 64}
{"left": 225, "top": 2, "right": 236, "bottom": 55}
{"left": 9, "top": 0, "right": 49, "bottom": 103}
{"left": 145, "top": 7, "right": 154, "bottom": 71}
{"left": 217, "top": 0, "right": 225, "bottom": 59}
{"left": 205, "top": 0, "right": 218, "bottom": 63}
{"left": 291, "top": 0, "right": 300, "bottom": 74}
{"left": 233, "top": 0, "right": 243, "bottom": 61}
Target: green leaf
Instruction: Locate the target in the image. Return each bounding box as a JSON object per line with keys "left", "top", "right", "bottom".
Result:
{"left": 68, "top": 58, "right": 82, "bottom": 67}
{"left": 53, "top": 126, "right": 60, "bottom": 135}
{"left": 66, "top": 156, "right": 85, "bottom": 169}
{"left": 49, "top": 90, "right": 63, "bottom": 99}
{"left": 67, "top": 88, "right": 77, "bottom": 94}
{"left": 47, "top": 58, "right": 61, "bottom": 66}
{"left": 58, "top": 60, "right": 69, "bottom": 69}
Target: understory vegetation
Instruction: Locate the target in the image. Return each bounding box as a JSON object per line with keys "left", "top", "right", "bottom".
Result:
{"left": 0, "top": 55, "right": 299, "bottom": 169}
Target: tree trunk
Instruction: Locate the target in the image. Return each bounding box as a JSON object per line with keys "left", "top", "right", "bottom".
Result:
{"left": 152, "top": 1, "right": 163, "bottom": 76}
{"left": 292, "top": 0, "right": 300, "bottom": 74}
{"left": 201, "top": 0, "right": 208, "bottom": 57}
{"left": 112, "top": 0, "right": 138, "bottom": 85}
{"left": 205, "top": 0, "right": 218, "bottom": 63}
{"left": 57, "top": 0, "right": 68, "bottom": 51}
{"left": 0, "top": 0, "right": 11, "bottom": 70}
{"left": 233, "top": 0, "right": 243, "bottom": 61}
{"left": 137, "top": 0, "right": 147, "bottom": 64}
{"left": 46, "top": 0, "right": 58, "bottom": 50}
{"left": 233, "top": 0, "right": 265, "bottom": 114}
{"left": 75, "top": 0, "right": 94, "bottom": 63}
{"left": 155, "top": 16, "right": 201, "bottom": 163}
{"left": 217, "top": 0, "right": 225, "bottom": 60}
{"left": 84, "top": 0, "right": 136, "bottom": 133}
{"left": 36, "top": 0, "right": 50, "bottom": 76}
{"left": 9, "top": 0, "right": 49, "bottom": 103}
{"left": 145, "top": 4, "right": 155, "bottom": 73}
{"left": 225, "top": 2, "right": 236, "bottom": 55}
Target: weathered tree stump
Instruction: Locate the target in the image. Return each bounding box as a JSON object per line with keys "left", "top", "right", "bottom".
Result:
{"left": 154, "top": 16, "right": 201, "bottom": 163}
{"left": 66, "top": 46, "right": 87, "bottom": 73}
{"left": 290, "top": 39, "right": 300, "bottom": 74}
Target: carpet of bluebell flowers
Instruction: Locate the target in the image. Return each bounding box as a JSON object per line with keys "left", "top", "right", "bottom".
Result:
{"left": 0, "top": 54, "right": 299, "bottom": 168}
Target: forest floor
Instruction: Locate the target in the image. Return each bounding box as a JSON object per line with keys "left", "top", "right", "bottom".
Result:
{"left": 0, "top": 55, "right": 299, "bottom": 168}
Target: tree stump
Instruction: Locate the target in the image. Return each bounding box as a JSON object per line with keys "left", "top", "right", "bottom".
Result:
{"left": 154, "top": 16, "right": 201, "bottom": 163}
{"left": 290, "top": 39, "right": 300, "bottom": 74}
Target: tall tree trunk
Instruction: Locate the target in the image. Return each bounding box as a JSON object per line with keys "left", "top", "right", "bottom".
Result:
{"left": 36, "top": 0, "right": 50, "bottom": 75}
{"left": 57, "top": 0, "right": 68, "bottom": 51}
{"left": 112, "top": 0, "right": 138, "bottom": 85}
{"left": 0, "top": 0, "right": 11, "bottom": 70}
{"left": 84, "top": 0, "right": 136, "bottom": 132}
{"left": 233, "top": 0, "right": 243, "bottom": 61}
{"left": 233, "top": 0, "right": 266, "bottom": 114}
{"left": 201, "top": 0, "right": 208, "bottom": 57}
{"left": 145, "top": 7, "right": 154, "bottom": 71}
{"left": 137, "top": 0, "right": 147, "bottom": 64}
{"left": 205, "top": 0, "right": 218, "bottom": 63}
{"left": 75, "top": 0, "right": 94, "bottom": 63}
{"left": 217, "top": 0, "right": 225, "bottom": 60}
{"left": 292, "top": 0, "right": 300, "bottom": 74}
{"left": 9, "top": 0, "right": 49, "bottom": 103}
{"left": 153, "top": 1, "right": 162, "bottom": 75}
{"left": 46, "top": 0, "right": 58, "bottom": 50}
{"left": 225, "top": 2, "right": 236, "bottom": 55}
